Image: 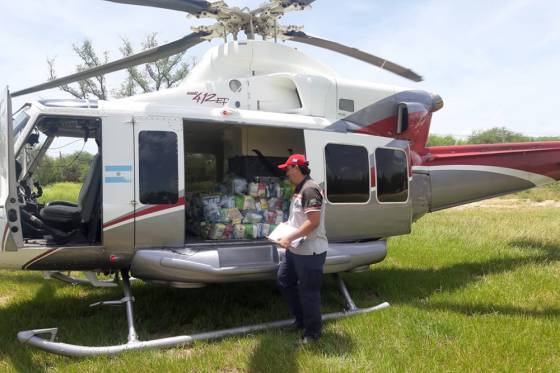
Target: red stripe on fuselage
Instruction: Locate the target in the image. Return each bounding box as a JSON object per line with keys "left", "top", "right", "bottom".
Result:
{"left": 422, "top": 142, "right": 560, "bottom": 180}
{"left": 357, "top": 116, "right": 398, "bottom": 137}
{"left": 22, "top": 248, "right": 59, "bottom": 269}
{"left": 103, "top": 197, "right": 185, "bottom": 229}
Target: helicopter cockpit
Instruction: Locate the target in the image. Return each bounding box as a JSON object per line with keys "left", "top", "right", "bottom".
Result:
{"left": 11, "top": 100, "right": 102, "bottom": 247}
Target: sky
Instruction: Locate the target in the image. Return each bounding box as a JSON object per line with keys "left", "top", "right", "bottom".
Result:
{"left": 1, "top": 0, "right": 559, "bottom": 142}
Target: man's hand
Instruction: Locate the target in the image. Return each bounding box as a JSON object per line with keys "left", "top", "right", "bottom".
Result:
{"left": 276, "top": 212, "right": 321, "bottom": 249}
{"left": 277, "top": 236, "right": 292, "bottom": 250}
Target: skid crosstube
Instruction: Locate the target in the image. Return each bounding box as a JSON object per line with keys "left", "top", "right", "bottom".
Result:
{"left": 17, "top": 271, "right": 389, "bottom": 357}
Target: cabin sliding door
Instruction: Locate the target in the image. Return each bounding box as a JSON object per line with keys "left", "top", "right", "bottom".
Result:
{"left": 133, "top": 116, "right": 184, "bottom": 249}
{"left": 304, "top": 130, "right": 412, "bottom": 241}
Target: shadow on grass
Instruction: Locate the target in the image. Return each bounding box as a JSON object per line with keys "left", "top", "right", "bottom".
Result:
{"left": 421, "top": 302, "right": 560, "bottom": 318}
{"left": 1, "top": 237, "right": 558, "bottom": 369}
{"left": 248, "top": 329, "right": 354, "bottom": 373}
{"left": 346, "top": 237, "right": 560, "bottom": 318}
{"left": 0, "top": 271, "right": 46, "bottom": 284}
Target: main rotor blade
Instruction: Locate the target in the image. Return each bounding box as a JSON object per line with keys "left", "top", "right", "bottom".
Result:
{"left": 283, "top": 0, "right": 316, "bottom": 6}
{"left": 104, "top": 0, "right": 216, "bottom": 16}
{"left": 284, "top": 31, "right": 423, "bottom": 82}
{"left": 13, "top": 31, "right": 209, "bottom": 97}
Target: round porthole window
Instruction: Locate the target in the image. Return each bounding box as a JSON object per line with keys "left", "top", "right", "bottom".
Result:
{"left": 229, "top": 79, "right": 242, "bottom": 93}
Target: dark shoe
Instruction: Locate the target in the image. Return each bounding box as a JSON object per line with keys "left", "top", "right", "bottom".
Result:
{"left": 296, "top": 334, "right": 320, "bottom": 347}
{"left": 284, "top": 321, "right": 304, "bottom": 332}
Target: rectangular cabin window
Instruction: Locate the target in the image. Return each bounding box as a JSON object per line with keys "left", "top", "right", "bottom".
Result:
{"left": 375, "top": 148, "right": 408, "bottom": 203}
{"left": 139, "top": 131, "right": 178, "bottom": 205}
{"left": 339, "top": 99, "right": 355, "bottom": 112}
{"left": 325, "top": 143, "right": 370, "bottom": 203}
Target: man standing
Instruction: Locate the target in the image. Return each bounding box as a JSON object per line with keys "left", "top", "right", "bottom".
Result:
{"left": 276, "top": 154, "right": 328, "bottom": 345}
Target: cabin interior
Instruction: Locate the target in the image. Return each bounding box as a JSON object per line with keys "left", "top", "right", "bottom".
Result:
{"left": 18, "top": 114, "right": 103, "bottom": 247}
{"left": 183, "top": 122, "right": 305, "bottom": 243}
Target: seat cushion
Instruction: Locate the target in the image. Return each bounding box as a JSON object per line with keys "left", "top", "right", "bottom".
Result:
{"left": 40, "top": 205, "right": 81, "bottom": 230}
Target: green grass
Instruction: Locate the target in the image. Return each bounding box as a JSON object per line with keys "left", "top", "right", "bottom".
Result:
{"left": 38, "top": 182, "right": 81, "bottom": 204}
{"left": 1, "top": 201, "right": 559, "bottom": 371}
{"left": 511, "top": 182, "right": 560, "bottom": 201}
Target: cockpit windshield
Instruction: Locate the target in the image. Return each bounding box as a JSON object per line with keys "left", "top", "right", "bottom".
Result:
{"left": 13, "top": 104, "right": 31, "bottom": 140}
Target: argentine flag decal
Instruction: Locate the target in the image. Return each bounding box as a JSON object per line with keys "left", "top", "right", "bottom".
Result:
{"left": 105, "top": 165, "right": 132, "bottom": 184}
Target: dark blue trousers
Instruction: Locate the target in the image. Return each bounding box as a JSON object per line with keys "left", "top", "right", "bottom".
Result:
{"left": 277, "top": 250, "right": 327, "bottom": 338}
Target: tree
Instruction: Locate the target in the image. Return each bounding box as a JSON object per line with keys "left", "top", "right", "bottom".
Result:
{"left": 34, "top": 152, "right": 93, "bottom": 185}
{"left": 48, "top": 40, "right": 109, "bottom": 100}
{"left": 467, "top": 127, "right": 528, "bottom": 144}
{"left": 47, "top": 33, "right": 192, "bottom": 100}
{"left": 115, "top": 34, "right": 191, "bottom": 97}
{"left": 426, "top": 128, "right": 560, "bottom": 146}
{"left": 427, "top": 134, "right": 459, "bottom": 146}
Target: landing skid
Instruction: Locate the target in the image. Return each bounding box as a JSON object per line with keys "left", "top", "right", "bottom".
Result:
{"left": 43, "top": 271, "right": 119, "bottom": 287}
{"left": 18, "top": 271, "right": 389, "bottom": 357}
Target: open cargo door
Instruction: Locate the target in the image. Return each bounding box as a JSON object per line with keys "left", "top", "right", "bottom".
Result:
{"left": 0, "top": 87, "right": 23, "bottom": 251}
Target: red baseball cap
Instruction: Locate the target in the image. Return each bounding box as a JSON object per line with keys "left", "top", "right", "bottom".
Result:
{"left": 278, "top": 154, "right": 308, "bottom": 170}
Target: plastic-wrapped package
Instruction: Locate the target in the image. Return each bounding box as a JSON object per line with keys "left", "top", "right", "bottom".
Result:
{"left": 243, "top": 224, "right": 256, "bottom": 239}
{"left": 199, "top": 221, "right": 211, "bottom": 239}
{"left": 264, "top": 210, "right": 276, "bottom": 224}
{"left": 188, "top": 174, "right": 298, "bottom": 241}
{"left": 282, "top": 181, "right": 294, "bottom": 199}
{"left": 207, "top": 223, "right": 226, "bottom": 240}
{"left": 274, "top": 183, "right": 282, "bottom": 199}
{"left": 255, "top": 198, "right": 269, "bottom": 211}
{"left": 243, "top": 211, "right": 263, "bottom": 224}
{"left": 230, "top": 177, "right": 248, "bottom": 195}
{"left": 222, "top": 224, "right": 234, "bottom": 239}
{"left": 257, "top": 182, "right": 267, "bottom": 198}
{"left": 235, "top": 195, "right": 256, "bottom": 211}
{"left": 200, "top": 194, "right": 221, "bottom": 219}
{"left": 233, "top": 224, "right": 245, "bottom": 239}
{"left": 220, "top": 195, "right": 236, "bottom": 209}
{"left": 274, "top": 209, "right": 284, "bottom": 224}
{"left": 248, "top": 182, "right": 259, "bottom": 197}
{"left": 218, "top": 208, "right": 230, "bottom": 223}
{"left": 261, "top": 223, "right": 271, "bottom": 237}
{"left": 268, "top": 197, "right": 283, "bottom": 210}
{"left": 227, "top": 208, "right": 243, "bottom": 224}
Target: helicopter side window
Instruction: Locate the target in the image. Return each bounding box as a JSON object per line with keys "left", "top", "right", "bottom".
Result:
{"left": 375, "top": 148, "right": 408, "bottom": 203}
{"left": 139, "top": 131, "right": 179, "bottom": 205}
{"left": 324, "top": 143, "right": 370, "bottom": 203}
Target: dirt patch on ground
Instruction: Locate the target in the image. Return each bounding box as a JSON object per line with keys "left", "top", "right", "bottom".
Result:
{"left": 0, "top": 296, "right": 10, "bottom": 307}
{"left": 453, "top": 198, "right": 560, "bottom": 210}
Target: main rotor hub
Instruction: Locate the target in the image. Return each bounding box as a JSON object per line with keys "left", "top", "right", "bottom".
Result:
{"left": 191, "top": 0, "right": 311, "bottom": 40}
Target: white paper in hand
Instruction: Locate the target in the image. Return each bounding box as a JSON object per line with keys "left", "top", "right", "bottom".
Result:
{"left": 267, "top": 223, "right": 304, "bottom": 248}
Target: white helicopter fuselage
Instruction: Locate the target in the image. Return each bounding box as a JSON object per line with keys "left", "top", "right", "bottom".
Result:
{"left": 2, "top": 41, "right": 558, "bottom": 288}
{"left": 0, "top": 41, "right": 413, "bottom": 281}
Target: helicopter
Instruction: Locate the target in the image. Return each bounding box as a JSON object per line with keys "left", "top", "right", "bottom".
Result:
{"left": 2, "top": 0, "right": 560, "bottom": 357}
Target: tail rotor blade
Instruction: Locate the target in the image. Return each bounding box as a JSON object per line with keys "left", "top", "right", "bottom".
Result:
{"left": 284, "top": 31, "right": 423, "bottom": 82}
{"left": 13, "top": 31, "right": 209, "bottom": 97}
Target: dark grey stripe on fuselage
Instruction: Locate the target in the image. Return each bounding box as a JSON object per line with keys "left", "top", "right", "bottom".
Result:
{"left": 326, "top": 90, "right": 434, "bottom": 132}
{"left": 25, "top": 246, "right": 109, "bottom": 271}
{"left": 429, "top": 169, "right": 535, "bottom": 211}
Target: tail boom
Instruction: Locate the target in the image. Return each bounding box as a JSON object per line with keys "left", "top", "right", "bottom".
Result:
{"left": 414, "top": 142, "right": 560, "bottom": 211}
